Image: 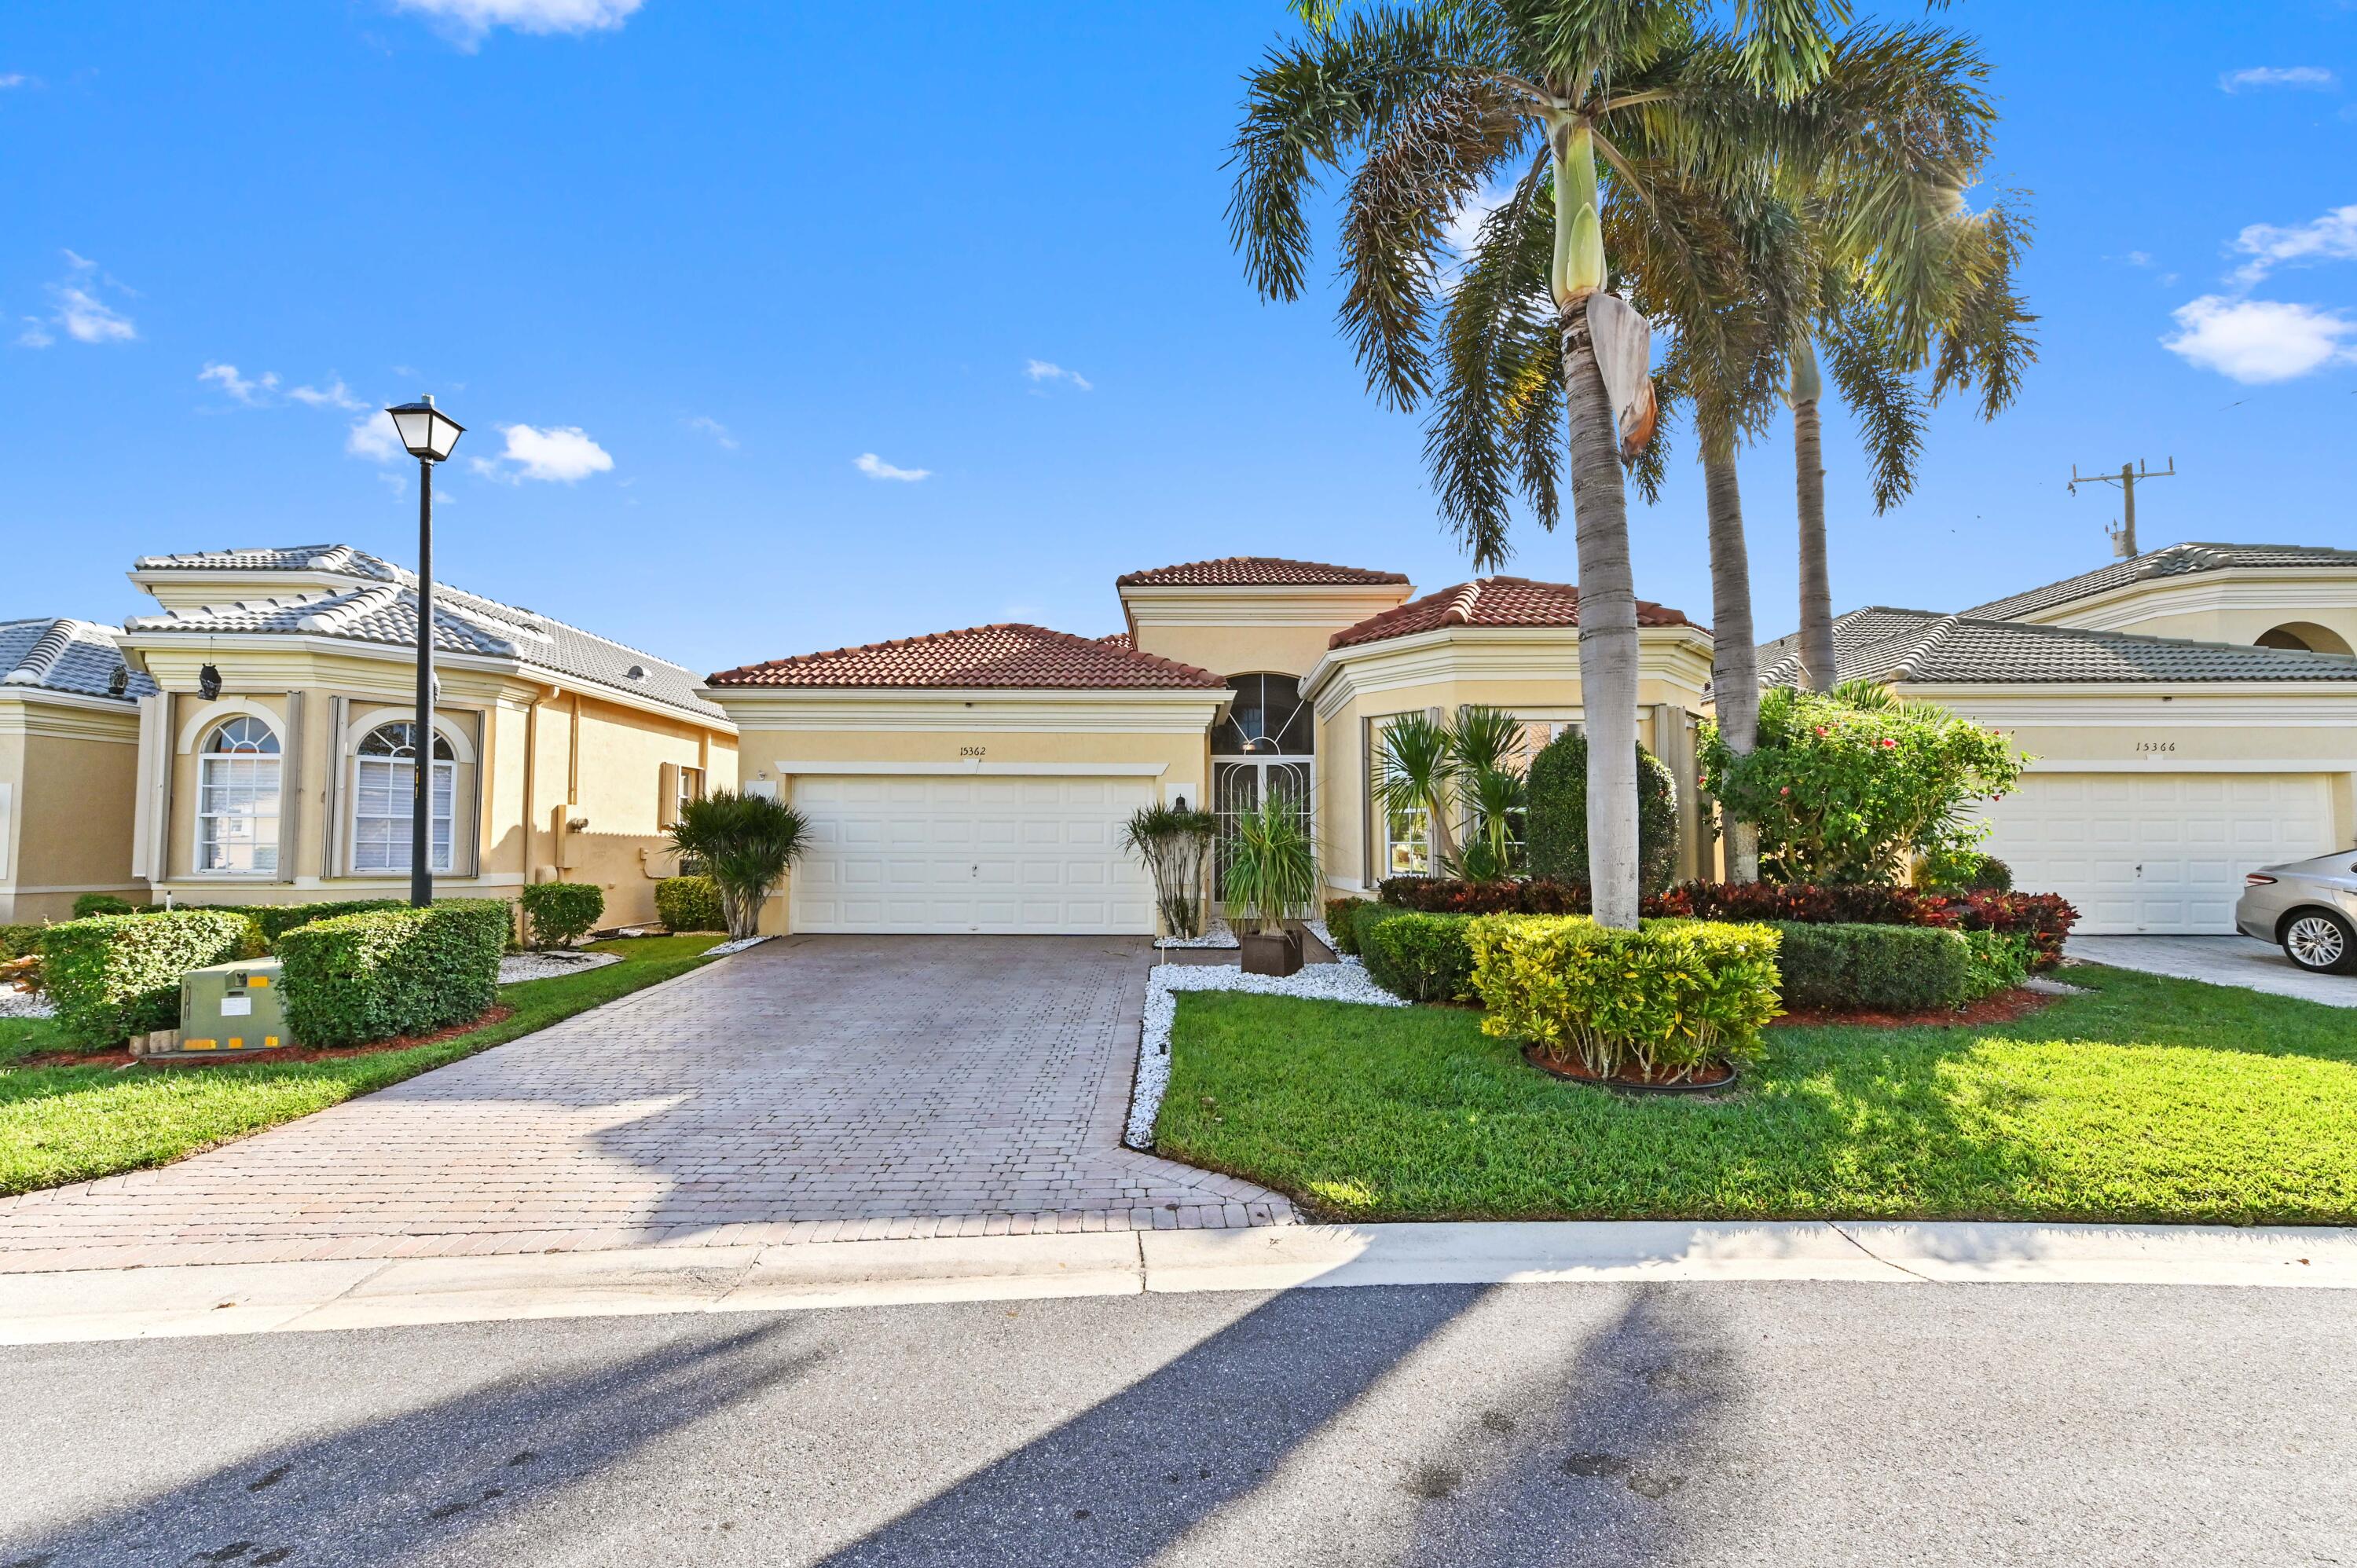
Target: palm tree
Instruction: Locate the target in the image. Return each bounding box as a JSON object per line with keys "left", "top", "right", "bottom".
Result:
{"left": 665, "top": 790, "right": 812, "bottom": 940}
{"left": 1373, "top": 711, "right": 1461, "bottom": 872}
{"left": 1781, "top": 35, "right": 2036, "bottom": 690}
{"left": 1232, "top": 2, "right": 1849, "bottom": 927}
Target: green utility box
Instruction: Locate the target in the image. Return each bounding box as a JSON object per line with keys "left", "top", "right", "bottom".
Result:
{"left": 170, "top": 957, "right": 290, "bottom": 1056}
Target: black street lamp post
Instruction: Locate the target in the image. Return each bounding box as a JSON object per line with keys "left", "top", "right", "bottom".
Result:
{"left": 384, "top": 397, "right": 465, "bottom": 908}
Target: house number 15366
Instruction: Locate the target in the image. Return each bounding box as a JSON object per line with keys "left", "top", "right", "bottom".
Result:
{"left": 2136, "top": 741, "right": 2176, "bottom": 753}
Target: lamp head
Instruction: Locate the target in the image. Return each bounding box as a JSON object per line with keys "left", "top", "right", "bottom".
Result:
{"left": 385, "top": 395, "right": 464, "bottom": 463}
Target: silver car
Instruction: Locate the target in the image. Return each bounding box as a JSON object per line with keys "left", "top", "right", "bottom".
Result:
{"left": 2237, "top": 849, "right": 2357, "bottom": 975}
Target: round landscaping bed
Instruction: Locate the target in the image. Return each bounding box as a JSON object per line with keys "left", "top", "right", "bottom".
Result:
{"left": 1521, "top": 1045, "right": 1741, "bottom": 1095}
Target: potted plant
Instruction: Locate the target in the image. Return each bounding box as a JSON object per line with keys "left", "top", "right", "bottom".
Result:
{"left": 665, "top": 789, "right": 812, "bottom": 939}
{"left": 1223, "top": 792, "right": 1317, "bottom": 976}
{"left": 1120, "top": 802, "right": 1218, "bottom": 940}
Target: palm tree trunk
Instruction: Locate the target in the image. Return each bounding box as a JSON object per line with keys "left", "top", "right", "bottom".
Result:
{"left": 1702, "top": 435, "right": 1761, "bottom": 882}
{"left": 1791, "top": 339, "right": 1836, "bottom": 692}
{"left": 1560, "top": 299, "right": 1643, "bottom": 929}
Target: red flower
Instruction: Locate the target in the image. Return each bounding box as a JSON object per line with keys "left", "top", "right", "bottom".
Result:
{"left": 1779, "top": 786, "right": 1791, "bottom": 796}
{"left": 1879, "top": 738, "right": 1897, "bottom": 749}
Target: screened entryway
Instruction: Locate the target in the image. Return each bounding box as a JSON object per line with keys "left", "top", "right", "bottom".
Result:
{"left": 1211, "top": 672, "right": 1314, "bottom": 897}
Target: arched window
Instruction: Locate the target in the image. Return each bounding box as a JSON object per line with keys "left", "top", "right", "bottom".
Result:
{"left": 354, "top": 721, "right": 458, "bottom": 874}
{"left": 197, "top": 716, "right": 282, "bottom": 874}
{"left": 1214, "top": 673, "right": 1314, "bottom": 757}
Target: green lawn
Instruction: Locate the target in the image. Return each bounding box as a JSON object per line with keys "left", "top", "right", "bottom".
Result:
{"left": 0, "top": 933, "right": 724, "bottom": 1196}
{"left": 1156, "top": 965, "right": 2357, "bottom": 1225}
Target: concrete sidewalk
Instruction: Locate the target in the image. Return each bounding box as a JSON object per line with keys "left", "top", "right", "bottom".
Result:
{"left": 5, "top": 1219, "right": 2352, "bottom": 1343}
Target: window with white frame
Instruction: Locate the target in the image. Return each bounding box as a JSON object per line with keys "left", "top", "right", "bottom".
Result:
{"left": 676, "top": 764, "right": 703, "bottom": 822}
{"left": 197, "top": 716, "right": 282, "bottom": 874}
{"left": 353, "top": 722, "right": 457, "bottom": 874}
{"left": 1369, "top": 713, "right": 1574, "bottom": 877}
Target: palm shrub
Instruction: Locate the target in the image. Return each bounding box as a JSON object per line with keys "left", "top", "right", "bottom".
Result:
{"left": 520, "top": 882, "right": 605, "bottom": 950}
{"left": 1526, "top": 729, "right": 1680, "bottom": 892}
{"left": 1373, "top": 713, "right": 1461, "bottom": 871}
{"left": 1120, "top": 803, "right": 1218, "bottom": 940}
{"left": 1702, "top": 684, "right": 2023, "bottom": 884}
{"left": 665, "top": 790, "right": 812, "bottom": 940}
{"left": 1222, "top": 792, "right": 1319, "bottom": 937}
{"left": 1467, "top": 914, "right": 1783, "bottom": 1082}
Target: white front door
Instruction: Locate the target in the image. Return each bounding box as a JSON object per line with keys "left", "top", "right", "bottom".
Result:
{"left": 789, "top": 775, "right": 1158, "bottom": 934}
{"left": 1980, "top": 771, "right": 2337, "bottom": 935}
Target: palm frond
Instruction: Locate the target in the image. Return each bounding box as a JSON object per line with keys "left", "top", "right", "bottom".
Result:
{"left": 1928, "top": 190, "right": 2039, "bottom": 420}
{"left": 1819, "top": 295, "right": 1927, "bottom": 512}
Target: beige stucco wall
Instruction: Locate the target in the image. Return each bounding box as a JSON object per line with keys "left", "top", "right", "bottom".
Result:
{"left": 1908, "top": 683, "right": 2357, "bottom": 846}
{"left": 2015, "top": 571, "right": 2357, "bottom": 657}
{"left": 2077, "top": 604, "right": 2357, "bottom": 656}
{"left": 0, "top": 695, "right": 147, "bottom": 923}
{"left": 1121, "top": 584, "right": 1416, "bottom": 683}
{"left": 130, "top": 642, "right": 735, "bottom": 931}
{"left": 1308, "top": 625, "right": 1717, "bottom": 892}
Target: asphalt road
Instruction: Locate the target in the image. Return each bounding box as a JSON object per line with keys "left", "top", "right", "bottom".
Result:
{"left": 2, "top": 1280, "right": 2349, "bottom": 1567}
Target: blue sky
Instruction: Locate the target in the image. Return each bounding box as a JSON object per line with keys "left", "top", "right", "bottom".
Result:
{"left": 5, "top": 1, "right": 2355, "bottom": 678}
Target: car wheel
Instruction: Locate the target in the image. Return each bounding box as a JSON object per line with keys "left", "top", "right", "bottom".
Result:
{"left": 2280, "top": 910, "right": 2357, "bottom": 976}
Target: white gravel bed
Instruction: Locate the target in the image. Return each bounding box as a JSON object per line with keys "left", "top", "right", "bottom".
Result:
{"left": 1155, "top": 921, "right": 1239, "bottom": 950}
{"left": 1124, "top": 957, "right": 1406, "bottom": 1149}
{"left": 0, "top": 990, "right": 56, "bottom": 1020}
{"left": 497, "top": 951, "right": 623, "bottom": 984}
{"left": 700, "top": 935, "right": 772, "bottom": 957}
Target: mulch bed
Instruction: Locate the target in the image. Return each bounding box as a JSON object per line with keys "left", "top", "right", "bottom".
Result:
{"left": 7, "top": 1006, "right": 514, "bottom": 1071}
{"left": 1523, "top": 1045, "right": 1739, "bottom": 1093}
{"left": 1769, "top": 986, "right": 2054, "bottom": 1031}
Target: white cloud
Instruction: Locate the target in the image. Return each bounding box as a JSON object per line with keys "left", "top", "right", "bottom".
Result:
{"left": 347, "top": 411, "right": 404, "bottom": 462}
{"left": 16, "top": 319, "right": 54, "bottom": 349}
{"left": 2122, "top": 250, "right": 2152, "bottom": 267}
{"left": 198, "top": 362, "right": 279, "bottom": 403}
{"left": 389, "top": 0, "right": 643, "bottom": 42}
{"left": 2219, "top": 66, "right": 2337, "bottom": 93}
{"left": 288, "top": 376, "right": 366, "bottom": 411}
{"left": 854, "top": 452, "right": 930, "bottom": 482}
{"left": 53, "top": 285, "right": 134, "bottom": 343}
{"left": 683, "top": 413, "right": 738, "bottom": 449}
{"left": 471, "top": 423, "right": 614, "bottom": 482}
{"left": 0, "top": 73, "right": 28, "bottom": 90}
{"left": 2162, "top": 295, "right": 2357, "bottom": 383}
{"left": 2228, "top": 203, "right": 2357, "bottom": 286}
{"left": 1024, "top": 360, "right": 1094, "bottom": 391}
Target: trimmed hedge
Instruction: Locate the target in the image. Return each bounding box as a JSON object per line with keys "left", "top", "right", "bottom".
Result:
{"left": 38, "top": 910, "right": 255, "bottom": 1046}
{"left": 250, "top": 899, "right": 405, "bottom": 946}
{"left": 1769, "top": 922, "right": 1972, "bottom": 1013}
{"left": 1321, "top": 897, "right": 1374, "bottom": 957}
{"left": 71, "top": 893, "right": 138, "bottom": 919}
{"left": 1963, "top": 929, "right": 2036, "bottom": 1000}
{"left": 1467, "top": 914, "right": 1783, "bottom": 1079}
{"left": 1525, "top": 730, "right": 1681, "bottom": 893}
{"left": 522, "top": 881, "right": 605, "bottom": 949}
{"left": 1378, "top": 877, "right": 2078, "bottom": 971}
{"left": 276, "top": 899, "right": 510, "bottom": 1047}
{"left": 1357, "top": 908, "right": 1476, "bottom": 1003}
{"left": 0, "top": 925, "right": 42, "bottom": 962}
{"left": 656, "top": 875, "right": 726, "bottom": 933}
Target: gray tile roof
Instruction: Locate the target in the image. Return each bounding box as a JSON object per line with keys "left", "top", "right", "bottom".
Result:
{"left": 125, "top": 545, "right": 724, "bottom": 722}
{"left": 0, "top": 619, "right": 154, "bottom": 702}
{"left": 1962, "top": 541, "right": 2357, "bottom": 621}
{"left": 1758, "top": 606, "right": 2357, "bottom": 687}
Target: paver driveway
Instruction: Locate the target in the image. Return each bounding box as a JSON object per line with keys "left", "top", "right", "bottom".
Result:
{"left": 0, "top": 936, "right": 1292, "bottom": 1273}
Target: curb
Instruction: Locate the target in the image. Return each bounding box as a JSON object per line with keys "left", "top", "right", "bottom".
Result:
{"left": 4, "top": 1220, "right": 2353, "bottom": 1344}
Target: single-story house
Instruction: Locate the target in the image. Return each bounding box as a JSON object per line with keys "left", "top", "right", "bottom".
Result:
{"left": 0, "top": 619, "right": 156, "bottom": 922}
{"left": 702, "top": 557, "right": 1717, "bottom": 936}
{"left": 1762, "top": 541, "right": 2357, "bottom": 935}
{"left": 104, "top": 544, "right": 737, "bottom": 927}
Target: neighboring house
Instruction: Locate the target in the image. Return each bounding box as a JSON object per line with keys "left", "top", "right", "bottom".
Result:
{"left": 0, "top": 619, "right": 156, "bottom": 922}
{"left": 703, "top": 557, "right": 1716, "bottom": 936}
{"left": 1761, "top": 541, "right": 2357, "bottom": 936}
{"left": 111, "top": 545, "right": 736, "bottom": 927}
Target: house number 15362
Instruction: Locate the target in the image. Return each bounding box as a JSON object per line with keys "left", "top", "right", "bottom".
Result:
{"left": 959, "top": 746, "right": 988, "bottom": 758}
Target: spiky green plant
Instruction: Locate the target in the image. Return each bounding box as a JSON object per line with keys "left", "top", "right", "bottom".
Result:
{"left": 1374, "top": 712, "right": 1463, "bottom": 870}
{"left": 1222, "top": 793, "right": 1321, "bottom": 937}
{"left": 665, "top": 790, "right": 812, "bottom": 940}
{"left": 1120, "top": 803, "right": 1219, "bottom": 940}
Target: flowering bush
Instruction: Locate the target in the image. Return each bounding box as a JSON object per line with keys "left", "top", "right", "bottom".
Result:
{"left": 1702, "top": 686, "right": 2025, "bottom": 885}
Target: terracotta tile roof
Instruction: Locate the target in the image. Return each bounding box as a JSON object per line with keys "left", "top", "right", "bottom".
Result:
{"left": 1963, "top": 541, "right": 2357, "bottom": 621}
{"left": 707, "top": 624, "right": 1226, "bottom": 690}
{"left": 1097, "top": 632, "right": 1133, "bottom": 649}
{"left": 1757, "top": 606, "right": 2357, "bottom": 687}
{"left": 1329, "top": 577, "right": 1693, "bottom": 650}
{"left": 1116, "top": 556, "right": 1409, "bottom": 588}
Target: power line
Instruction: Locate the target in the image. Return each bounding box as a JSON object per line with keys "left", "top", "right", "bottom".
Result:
{"left": 2068, "top": 458, "right": 2176, "bottom": 559}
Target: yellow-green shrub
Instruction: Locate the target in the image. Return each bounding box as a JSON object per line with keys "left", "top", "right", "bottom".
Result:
{"left": 1466, "top": 914, "right": 1783, "bottom": 1080}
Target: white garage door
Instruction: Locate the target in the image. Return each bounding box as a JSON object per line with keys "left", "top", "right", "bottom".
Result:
{"left": 1980, "top": 772, "right": 2337, "bottom": 935}
{"left": 789, "top": 775, "right": 1158, "bottom": 934}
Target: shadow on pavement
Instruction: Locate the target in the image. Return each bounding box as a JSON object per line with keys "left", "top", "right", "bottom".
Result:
{"left": 0, "top": 1321, "right": 821, "bottom": 1568}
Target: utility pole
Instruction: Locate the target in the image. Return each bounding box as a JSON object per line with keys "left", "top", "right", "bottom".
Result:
{"left": 2069, "top": 458, "right": 2176, "bottom": 559}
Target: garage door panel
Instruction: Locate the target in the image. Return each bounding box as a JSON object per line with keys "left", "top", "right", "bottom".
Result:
{"left": 790, "top": 775, "right": 1160, "bottom": 934}
{"left": 1982, "top": 771, "right": 2335, "bottom": 935}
